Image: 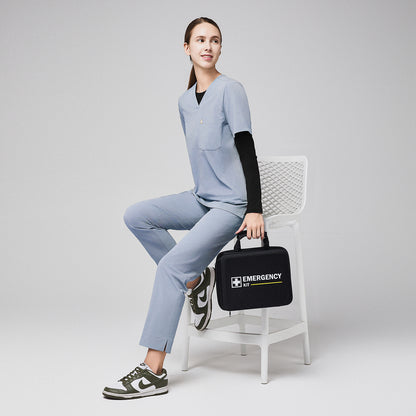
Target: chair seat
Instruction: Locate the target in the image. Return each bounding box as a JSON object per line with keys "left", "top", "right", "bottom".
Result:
{"left": 186, "top": 314, "right": 307, "bottom": 345}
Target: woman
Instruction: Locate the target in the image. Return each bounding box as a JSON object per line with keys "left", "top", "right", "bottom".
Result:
{"left": 103, "top": 17, "right": 264, "bottom": 399}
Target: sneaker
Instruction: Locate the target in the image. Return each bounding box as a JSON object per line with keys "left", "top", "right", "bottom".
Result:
{"left": 102, "top": 362, "right": 168, "bottom": 399}
{"left": 186, "top": 266, "right": 216, "bottom": 331}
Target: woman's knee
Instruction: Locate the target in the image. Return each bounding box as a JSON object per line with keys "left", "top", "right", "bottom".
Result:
{"left": 123, "top": 201, "right": 150, "bottom": 229}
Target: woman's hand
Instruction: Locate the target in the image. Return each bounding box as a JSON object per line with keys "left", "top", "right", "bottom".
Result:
{"left": 235, "top": 213, "right": 265, "bottom": 239}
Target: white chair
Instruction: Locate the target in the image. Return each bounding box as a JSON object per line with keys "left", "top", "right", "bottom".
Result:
{"left": 181, "top": 155, "right": 311, "bottom": 383}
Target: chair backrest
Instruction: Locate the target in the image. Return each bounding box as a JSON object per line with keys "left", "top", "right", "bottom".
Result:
{"left": 257, "top": 155, "right": 308, "bottom": 217}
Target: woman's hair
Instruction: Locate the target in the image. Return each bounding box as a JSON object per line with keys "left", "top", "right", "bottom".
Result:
{"left": 184, "top": 17, "right": 222, "bottom": 90}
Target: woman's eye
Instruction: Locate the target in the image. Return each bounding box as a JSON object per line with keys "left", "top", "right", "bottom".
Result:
{"left": 197, "top": 39, "right": 219, "bottom": 43}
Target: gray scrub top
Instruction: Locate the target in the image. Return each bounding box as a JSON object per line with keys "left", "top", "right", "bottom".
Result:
{"left": 178, "top": 73, "right": 252, "bottom": 219}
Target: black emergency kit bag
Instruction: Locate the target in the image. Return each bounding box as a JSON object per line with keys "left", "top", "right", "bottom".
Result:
{"left": 215, "top": 230, "right": 293, "bottom": 311}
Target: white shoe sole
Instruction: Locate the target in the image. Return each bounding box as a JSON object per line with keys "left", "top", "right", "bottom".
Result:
{"left": 102, "top": 385, "right": 168, "bottom": 399}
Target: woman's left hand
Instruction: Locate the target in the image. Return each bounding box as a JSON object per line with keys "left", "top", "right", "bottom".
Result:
{"left": 235, "top": 213, "right": 265, "bottom": 239}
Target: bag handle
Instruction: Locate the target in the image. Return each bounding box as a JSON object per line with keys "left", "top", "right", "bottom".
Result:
{"left": 233, "top": 230, "right": 270, "bottom": 252}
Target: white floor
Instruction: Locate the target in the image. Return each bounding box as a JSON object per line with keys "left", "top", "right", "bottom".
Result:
{"left": 2, "top": 314, "right": 415, "bottom": 416}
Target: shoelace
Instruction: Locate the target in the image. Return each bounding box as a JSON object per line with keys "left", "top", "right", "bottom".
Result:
{"left": 189, "top": 296, "right": 196, "bottom": 308}
{"left": 118, "top": 366, "right": 145, "bottom": 383}
{"left": 188, "top": 289, "right": 201, "bottom": 306}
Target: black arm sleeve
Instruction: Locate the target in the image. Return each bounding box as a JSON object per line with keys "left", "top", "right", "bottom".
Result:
{"left": 234, "top": 131, "right": 263, "bottom": 214}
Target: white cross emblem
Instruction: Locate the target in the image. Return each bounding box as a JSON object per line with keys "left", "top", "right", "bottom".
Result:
{"left": 231, "top": 276, "right": 242, "bottom": 288}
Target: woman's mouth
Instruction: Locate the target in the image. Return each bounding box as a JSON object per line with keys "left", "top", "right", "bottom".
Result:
{"left": 201, "top": 55, "right": 213, "bottom": 60}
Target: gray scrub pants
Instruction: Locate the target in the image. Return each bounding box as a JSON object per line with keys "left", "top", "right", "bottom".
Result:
{"left": 123, "top": 189, "right": 243, "bottom": 354}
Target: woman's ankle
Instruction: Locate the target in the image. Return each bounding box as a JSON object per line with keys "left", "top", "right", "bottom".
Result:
{"left": 144, "top": 360, "right": 163, "bottom": 375}
{"left": 144, "top": 348, "right": 166, "bottom": 375}
{"left": 186, "top": 275, "right": 201, "bottom": 289}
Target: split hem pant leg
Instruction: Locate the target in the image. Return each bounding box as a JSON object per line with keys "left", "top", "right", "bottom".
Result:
{"left": 123, "top": 189, "right": 243, "bottom": 354}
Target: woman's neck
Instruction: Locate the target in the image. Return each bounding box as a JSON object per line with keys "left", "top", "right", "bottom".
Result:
{"left": 194, "top": 70, "right": 222, "bottom": 92}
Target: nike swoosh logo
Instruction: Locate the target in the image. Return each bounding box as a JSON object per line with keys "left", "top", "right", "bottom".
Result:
{"left": 138, "top": 379, "right": 154, "bottom": 390}
{"left": 199, "top": 290, "right": 207, "bottom": 303}
{"left": 197, "top": 294, "right": 208, "bottom": 309}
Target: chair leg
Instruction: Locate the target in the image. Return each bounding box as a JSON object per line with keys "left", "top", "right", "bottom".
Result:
{"left": 293, "top": 221, "right": 311, "bottom": 365}
{"left": 238, "top": 310, "right": 247, "bottom": 356}
{"left": 181, "top": 297, "right": 192, "bottom": 371}
{"left": 303, "top": 331, "right": 311, "bottom": 365}
{"left": 260, "top": 309, "right": 270, "bottom": 383}
{"left": 261, "top": 344, "right": 269, "bottom": 384}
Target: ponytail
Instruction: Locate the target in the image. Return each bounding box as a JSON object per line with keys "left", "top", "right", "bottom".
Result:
{"left": 187, "top": 65, "right": 197, "bottom": 90}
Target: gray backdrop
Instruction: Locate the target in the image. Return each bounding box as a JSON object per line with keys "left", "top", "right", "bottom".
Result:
{"left": 1, "top": 1, "right": 415, "bottom": 415}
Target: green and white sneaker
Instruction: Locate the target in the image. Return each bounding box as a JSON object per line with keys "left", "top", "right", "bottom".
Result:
{"left": 102, "top": 362, "right": 168, "bottom": 399}
{"left": 186, "top": 266, "right": 216, "bottom": 331}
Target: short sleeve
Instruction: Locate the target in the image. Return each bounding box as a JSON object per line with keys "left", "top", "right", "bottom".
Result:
{"left": 178, "top": 102, "right": 186, "bottom": 136}
{"left": 223, "top": 81, "right": 252, "bottom": 136}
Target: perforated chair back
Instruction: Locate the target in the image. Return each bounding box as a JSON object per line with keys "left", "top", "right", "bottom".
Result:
{"left": 257, "top": 155, "right": 308, "bottom": 218}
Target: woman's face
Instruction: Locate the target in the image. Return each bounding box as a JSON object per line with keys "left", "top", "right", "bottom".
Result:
{"left": 185, "top": 22, "right": 222, "bottom": 70}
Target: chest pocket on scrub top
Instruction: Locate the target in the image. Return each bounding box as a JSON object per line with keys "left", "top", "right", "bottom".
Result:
{"left": 197, "top": 109, "right": 224, "bottom": 151}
